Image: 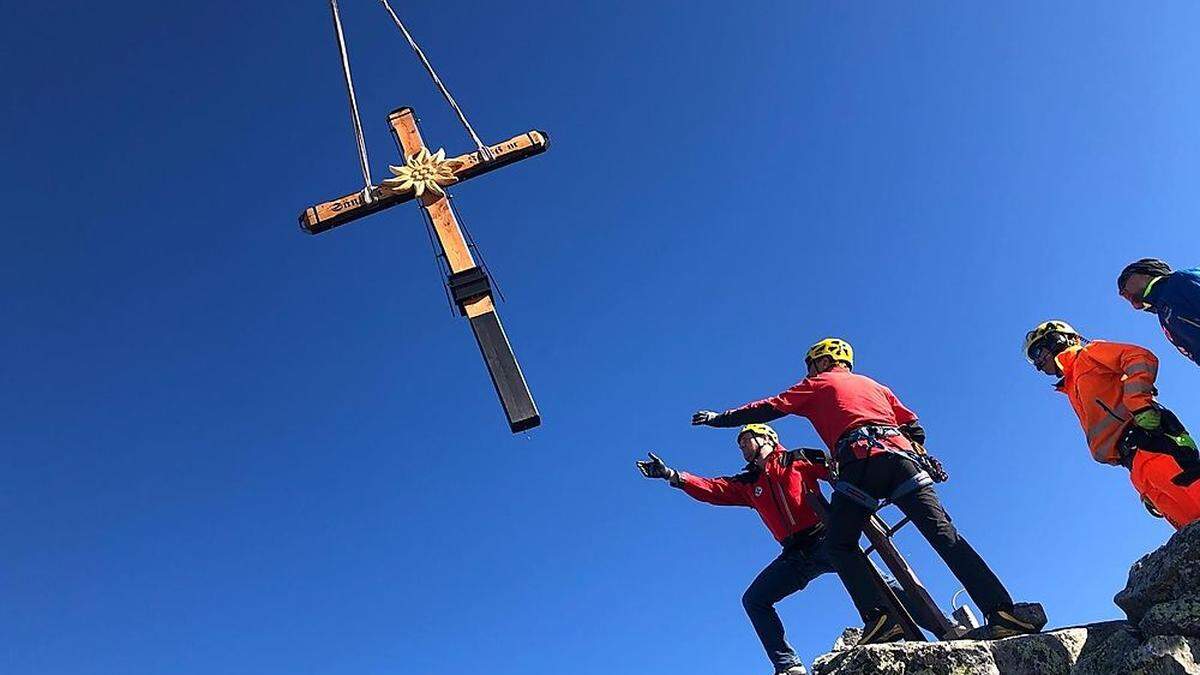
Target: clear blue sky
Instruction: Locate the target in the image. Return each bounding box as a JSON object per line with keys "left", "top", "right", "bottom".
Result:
{"left": 3, "top": 2, "right": 1199, "bottom": 674}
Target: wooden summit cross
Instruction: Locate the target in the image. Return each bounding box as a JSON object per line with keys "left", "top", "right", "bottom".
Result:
{"left": 299, "top": 108, "right": 549, "bottom": 433}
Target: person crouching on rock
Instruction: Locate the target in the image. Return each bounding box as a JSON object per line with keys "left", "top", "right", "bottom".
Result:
{"left": 690, "top": 338, "right": 1044, "bottom": 644}
{"left": 1023, "top": 321, "right": 1200, "bottom": 529}
{"left": 636, "top": 424, "right": 938, "bottom": 675}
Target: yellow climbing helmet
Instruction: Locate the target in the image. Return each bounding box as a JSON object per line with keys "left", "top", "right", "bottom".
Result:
{"left": 738, "top": 423, "right": 779, "bottom": 446}
{"left": 805, "top": 338, "right": 854, "bottom": 369}
{"left": 1023, "top": 320, "right": 1081, "bottom": 362}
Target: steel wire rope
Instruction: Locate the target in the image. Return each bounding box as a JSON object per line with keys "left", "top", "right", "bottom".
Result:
{"left": 378, "top": 0, "right": 495, "bottom": 162}
{"left": 329, "top": 0, "right": 374, "bottom": 201}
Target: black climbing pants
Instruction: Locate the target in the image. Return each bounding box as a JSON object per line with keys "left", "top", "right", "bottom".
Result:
{"left": 742, "top": 540, "right": 833, "bottom": 670}
{"left": 825, "top": 453, "right": 1014, "bottom": 622}
{"left": 742, "top": 534, "right": 944, "bottom": 669}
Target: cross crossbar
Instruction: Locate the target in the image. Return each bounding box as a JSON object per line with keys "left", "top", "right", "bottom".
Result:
{"left": 300, "top": 129, "right": 548, "bottom": 235}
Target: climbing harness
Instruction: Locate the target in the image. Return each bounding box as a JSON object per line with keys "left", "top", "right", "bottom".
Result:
{"left": 833, "top": 470, "right": 934, "bottom": 512}
{"left": 830, "top": 425, "right": 946, "bottom": 512}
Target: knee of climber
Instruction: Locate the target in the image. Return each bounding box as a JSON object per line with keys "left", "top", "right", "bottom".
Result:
{"left": 922, "top": 515, "right": 961, "bottom": 545}
{"left": 902, "top": 489, "right": 961, "bottom": 544}
{"left": 742, "top": 586, "right": 769, "bottom": 612}
{"left": 825, "top": 532, "right": 861, "bottom": 557}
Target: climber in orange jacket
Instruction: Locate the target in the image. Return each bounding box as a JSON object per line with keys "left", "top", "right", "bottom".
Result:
{"left": 1024, "top": 321, "right": 1200, "bottom": 529}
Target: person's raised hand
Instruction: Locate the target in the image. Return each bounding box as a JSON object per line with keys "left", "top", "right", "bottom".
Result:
{"left": 636, "top": 452, "right": 677, "bottom": 482}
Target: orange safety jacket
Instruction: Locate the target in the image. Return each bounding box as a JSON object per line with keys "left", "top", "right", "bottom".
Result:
{"left": 1055, "top": 341, "right": 1160, "bottom": 464}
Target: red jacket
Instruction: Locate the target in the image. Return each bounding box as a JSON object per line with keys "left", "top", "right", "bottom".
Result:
{"left": 676, "top": 445, "right": 828, "bottom": 544}
{"left": 739, "top": 365, "right": 919, "bottom": 457}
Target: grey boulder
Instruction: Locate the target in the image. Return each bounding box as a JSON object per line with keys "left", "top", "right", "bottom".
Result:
{"left": 1141, "top": 600, "right": 1200, "bottom": 640}
{"left": 1115, "top": 522, "right": 1200, "bottom": 624}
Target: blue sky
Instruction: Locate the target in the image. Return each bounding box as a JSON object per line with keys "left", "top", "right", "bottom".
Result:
{"left": 3, "top": 2, "right": 1200, "bottom": 674}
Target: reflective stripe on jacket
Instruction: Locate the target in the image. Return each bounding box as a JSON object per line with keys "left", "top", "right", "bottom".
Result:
{"left": 676, "top": 446, "right": 828, "bottom": 543}
{"left": 1055, "top": 341, "right": 1159, "bottom": 464}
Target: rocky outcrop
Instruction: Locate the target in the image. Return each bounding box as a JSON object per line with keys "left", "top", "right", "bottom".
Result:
{"left": 813, "top": 626, "right": 1107, "bottom": 675}
{"left": 812, "top": 523, "right": 1200, "bottom": 675}
{"left": 1116, "top": 522, "right": 1200, "bottom": 625}
{"left": 814, "top": 639, "right": 998, "bottom": 674}
{"left": 1071, "top": 621, "right": 1143, "bottom": 675}
{"left": 1141, "top": 600, "right": 1200, "bottom": 639}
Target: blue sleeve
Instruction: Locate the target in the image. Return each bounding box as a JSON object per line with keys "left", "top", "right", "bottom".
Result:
{"left": 1168, "top": 269, "right": 1200, "bottom": 317}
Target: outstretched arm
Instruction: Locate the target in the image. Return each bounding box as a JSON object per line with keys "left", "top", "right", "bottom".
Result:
{"left": 635, "top": 453, "right": 751, "bottom": 506}
{"left": 692, "top": 401, "right": 786, "bottom": 427}
{"left": 636, "top": 452, "right": 681, "bottom": 485}
{"left": 694, "top": 379, "right": 817, "bottom": 427}
{"left": 675, "top": 473, "right": 753, "bottom": 506}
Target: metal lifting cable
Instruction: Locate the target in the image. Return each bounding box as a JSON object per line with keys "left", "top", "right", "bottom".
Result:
{"left": 330, "top": 0, "right": 374, "bottom": 202}
{"left": 378, "top": 0, "right": 495, "bottom": 162}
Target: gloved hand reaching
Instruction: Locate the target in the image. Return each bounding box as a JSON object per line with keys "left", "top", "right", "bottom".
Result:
{"left": 692, "top": 410, "right": 720, "bottom": 426}
{"left": 1128, "top": 407, "right": 1200, "bottom": 487}
{"left": 1135, "top": 408, "right": 1162, "bottom": 431}
{"left": 637, "top": 452, "right": 679, "bottom": 483}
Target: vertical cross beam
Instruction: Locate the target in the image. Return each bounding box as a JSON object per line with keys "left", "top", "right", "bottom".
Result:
{"left": 863, "top": 514, "right": 955, "bottom": 638}
{"left": 387, "top": 107, "right": 540, "bottom": 433}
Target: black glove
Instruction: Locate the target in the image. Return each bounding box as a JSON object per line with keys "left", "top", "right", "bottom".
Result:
{"left": 899, "top": 421, "right": 926, "bottom": 445}
{"left": 636, "top": 452, "right": 678, "bottom": 482}
{"left": 692, "top": 410, "right": 721, "bottom": 426}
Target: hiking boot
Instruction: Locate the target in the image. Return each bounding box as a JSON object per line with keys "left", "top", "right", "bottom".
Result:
{"left": 857, "top": 611, "right": 905, "bottom": 645}
{"left": 983, "top": 605, "right": 1046, "bottom": 638}
{"left": 775, "top": 666, "right": 807, "bottom": 675}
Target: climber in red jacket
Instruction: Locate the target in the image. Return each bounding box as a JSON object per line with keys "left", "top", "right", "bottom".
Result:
{"left": 691, "top": 338, "right": 1043, "bottom": 644}
{"left": 638, "top": 423, "right": 939, "bottom": 673}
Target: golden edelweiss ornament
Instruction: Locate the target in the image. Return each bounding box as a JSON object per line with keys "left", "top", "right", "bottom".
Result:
{"left": 381, "top": 148, "right": 462, "bottom": 197}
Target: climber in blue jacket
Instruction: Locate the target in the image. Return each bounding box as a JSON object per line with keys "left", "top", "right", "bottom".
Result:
{"left": 1118, "top": 258, "right": 1200, "bottom": 368}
